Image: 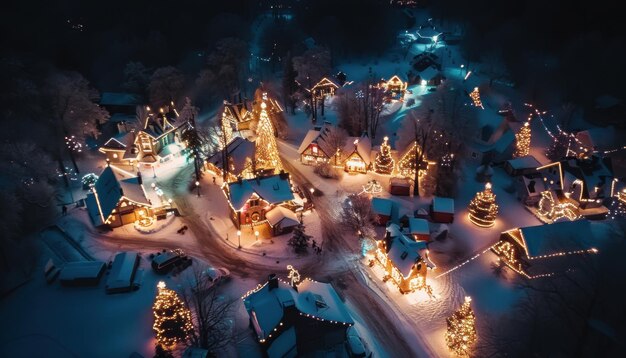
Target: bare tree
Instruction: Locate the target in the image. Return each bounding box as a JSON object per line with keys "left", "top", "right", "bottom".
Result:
{"left": 180, "top": 266, "right": 237, "bottom": 354}
{"left": 340, "top": 194, "right": 375, "bottom": 238}
{"left": 322, "top": 126, "right": 348, "bottom": 166}
{"left": 292, "top": 47, "right": 332, "bottom": 85}
{"left": 148, "top": 66, "right": 185, "bottom": 108}
{"left": 122, "top": 61, "right": 150, "bottom": 95}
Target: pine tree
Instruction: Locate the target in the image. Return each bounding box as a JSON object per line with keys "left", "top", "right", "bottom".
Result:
{"left": 282, "top": 52, "right": 298, "bottom": 115}
{"left": 445, "top": 296, "right": 477, "bottom": 357}
{"left": 513, "top": 121, "right": 531, "bottom": 158}
{"left": 254, "top": 97, "right": 283, "bottom": 174}
{"left": 468, "top": 183, "right": 498, "bottom": 228}
{"left": 374, "top": 136, "right": 395, "bottom": 174}
{"left": 220, "top": 110, "right": 233, "bottom": 149}
{"left": 153, "top": 281, "right": 194, "bottom": 348}
{"left": 288, "top": 223, "right": 312, "bottom": 254}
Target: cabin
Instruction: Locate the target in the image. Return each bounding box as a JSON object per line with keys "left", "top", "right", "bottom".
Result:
{"left": 59, "top": 261, "right": 106, "bottom": 286}
{"left": 342, "top": 134, "right": 372, "bottom": 174}
{"left": 562, "top": 156, "right": 612, "bottom": 211}
{"left": 378, "top": 75, "right": 408, "bottom": 102}
{"left": 85, "top": 166, "right": 157, "bottom": 229}
{"left": 505, "top": 155, "right": 541, "bottom": 176}
{"left": 430, "top": 197, "right": 454, "bottom": 223}
{"left": 389, "top": 177, "right": 412, "bottom": 196}
{"left": 206, "top": 137, "right": 256, "bottom": 182}
{"left": 223, "top": 101, "right": 254, "bottom": 131}
{"left": 416, "top": 66, "right": 443, "bottom": 86}
{"left": 408, "top": 218, "right": 430, "bottom": 241}
{"left": 396, "top": 141, "right": 432, "bottom": 179}
{"left": 99, "top": 131, "right": 138, "bottom": 165}
{"left": 411, "top": 52, "right": 441, "bottom": 73}
{"left": 266, "top": 206, "right": 300, "bottom": 236}
{"left": 224, "top": 173, "right": 295, "bottom": 233}
{"left": 416, "top": 25, "right": 442, "bottom": 43}
{"left": 105, "top": 252, "right": 141, "bottom": 293}
{"left": 375, "top": 224, "right": 435, "bottom": 294}
{"left": 297, "top": 123, "right": 339, "bottom": 166}
{"left": 492, "top": 221, "right": 599, "bottom": 278}
{"left": 371, "top": 197, "right": 398, "bottom": 226}
{"left": 310, "top": 77, "right": 340, "bottom": 99}
{"left": 243, "top": 274, "right": 355, "bottom": 357}
{"left": 469, "top": 108, "right": 516, "bottom": 165}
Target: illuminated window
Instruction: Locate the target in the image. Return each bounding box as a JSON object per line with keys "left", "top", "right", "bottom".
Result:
{"left": 312, "top": 146, "right": 318, "bottom": 154}
{"left": 113, "top": 153, "right": 118, "bottom": 159}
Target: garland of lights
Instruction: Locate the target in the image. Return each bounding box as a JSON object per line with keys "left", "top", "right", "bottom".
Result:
{"left": 65, "top": 135, "right": 83, "bottom": 153}
{"left": 362, "top": 179, "right": 383, "bottom": 194}
{"left": 445, "top": 296, "right": 477, "bottom": 357}
{"left": 254, "top": 95, "right": 284, "bottom": 174}
{"left": 374, "top": 136, "right": 395, "bottom": 174}
{"left": 537, "top": 190, "right": 580, "bottom": 222}
{"left": 469, "top": 87, "right": 483, "bottom": 109}
{"left": 397, "top": 141, "right": 428, "bottom": 178}
{"left": 513, "top": 121, "right": 532, "bottom": 158}
{"left": 152, "top": 281, "right": 194, "bottom": 348}
{"left": 221, "top": 112, "right": 233, "bottom": 149}
{"left": 468, "top": 183, "right": 498, "bottom": 228}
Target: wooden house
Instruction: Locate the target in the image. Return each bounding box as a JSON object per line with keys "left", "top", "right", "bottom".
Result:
{"left": 343, "top": 134, "right": 372, "bottom": 174}
{"left": 389, "top": 177, "right": 412, "bottom": 196}
{"left": 223, "top": 173, "right": 295, "bottom": 232}
{"left": 492, "top": 221, "right": 599, "bottom": 279}
{"left": 85, "top": 166, "right": 155, "bottom": 228}
{"left": 396, "top": 141, "right": 432, "bottom": 179}
{"left": 310, "top": 77, "right": 340, "bottom": 99}
{"left": 416, "top": 66, "right": 443, "bottom": 86}
{"left": 223, "top": 101, "right": 254, "bottom": 131}
{"left": 375, "top": 224, "right": 435, "bottom": 294}
{"left": 243, "top": 274, "right": 354, "bottom": 356}
{"left": 206, "top": 137, "right": 256, "bottom": 182}
{"left": 297, "top": 123, "right": 339, "bottom": 166}
{"left": 99, "top": 131, "right": 138, "bottom": 165}
{"left": 430, "top": 197, "right": 454, "bottom": 223}
{"left": 408, "top": 218, "right": 430, "bottom": 241}
{"left": 378, "top": 75, "right": 408, "bottom": 102}
{"left": 504, "top": 155, "right": 541, "bottom": 176}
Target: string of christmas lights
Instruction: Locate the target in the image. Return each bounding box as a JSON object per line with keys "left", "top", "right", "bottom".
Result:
{"left": 65, "top": 135, "right": 83, "bottom": 153}
{"left": 469, "top": 87, "right": 483, "bottom": 109}
{"left": 254, "top": 95, "right": 284, "bottom": 174}
{"left": 152, "top": 281, "right": 194, "bottom": 348}
{"left": 468, "top": 183, "right": 498, "bottom": 228}
{"left": 445, "top": 296, "right": 477, "bottom": 357}
{"left": 513, "top": 121, "right": 531, "bottom": 158}
{"left": 537, "top": 190, "right": 580, "bottom": 222}
{"left": 221, "top": 112, "right": 233, "bottom": 149}
{"left": 374, "top": 136, "right": 395, "bottom": 174}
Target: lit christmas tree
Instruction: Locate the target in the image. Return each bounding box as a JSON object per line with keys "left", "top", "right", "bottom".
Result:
{"left": 254, "top": 98, "right": 283, "bottom": 174}
{"left": 513, "top": 121, "right": 531, "bottom": 158}
{"left": 153, "top": 281, "right": 194, "bottom": 348}
{"left": 469, "top": 87, "right": 483, "bottom": 109}
{"left": 220, "top": 111, "right": 233, "bottom": 149}
{"left": 468, "top": 183, "right": 498, "bottom": 227}
{"left": 445, "top": 296, "right": 477, "bottom": 357}
{"left": 374, "top": 136, "right": 395, "bottom": 174}
{"left": 287, "top": 223, "right": 312, "bottom": 254}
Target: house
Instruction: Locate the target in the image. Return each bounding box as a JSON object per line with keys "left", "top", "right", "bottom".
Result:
{"left": 206, "top": 137, "right": 256, "bottom": 182}
{"left": 224, "top": 173, "right": 295, "bottom": 232}
{"left": 408, "top": 218, "right": 430, "bottom": 241}
{"left": 517, "top": 162, "right": 564, "bottom": 206}
{"left": 430, "top": 197, "right": 454, "bottom": 223}
{"left": 378, "top": 75, "right": 408, "bottom": 102}
{"left": 85, "top": 166, "right": 157, "bottom": 228}
{"left": 242, "top": 274, "right": 355, "bottom": 357}
{"left": 266, "top": 206, "right": 300, "bottom": 236}
{"left": 492, "top": 221, "right": 599, "bottom": 279}
{"left": 223, "top": 101, "right": 254, "bottom": 131}
{"left": 99, "top": 92, "right": 142, "bottom": 115}
{"left": 504, "top": 155, "right": 542, "bottom": 176}
{"left": 297, "top": 123, "right": 339, "bottom": 166}
{"left": 416, "top": 25, "right": 442, "bottom": 43}
{"left": 396, "top": 141, "right": 432, "bottom": 179}
{"left": 343, "top": 134, "right": 372, "bottom": 174}
{"left": 375, "top": 224, "right": 435, "bottom": 293}
{"left": 416, "top": 66, "right": 443, "bottom": 86}
{"left": 99, "top": 131, "right": 138, "bottom": 165}
{"left": 371, "top": 197, "right": 398, "bottom": 226}
{"left": 411, "top": 52, "right": 441, "bottom": 73}
{"left": 310, "top": 77, "right": 340, "bottom": 99}
{"left": 561, "top": 156, "right": 612, "bottom": 218}
{"left": 389, "top": 177, "right": 412, "bottom": 196}
{"left": 470, "top": 109, "right": 516, "bottom": 164}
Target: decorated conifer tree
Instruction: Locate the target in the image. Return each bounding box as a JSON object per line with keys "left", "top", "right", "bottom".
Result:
{"left": 254, "top": 97, "right": 283, "bottom": 174}
{"left": 220, "top": 111, "right": 233, "bottom": 149}
{"left": 288, "top": 223, "right": 312, "bottom": 254}
{"left": 445, "top": 296, "right": 477, "bottom": 357}
{"left": 513, "top": 121, "right": 532, "bottom": 158}
{"left": 468, "top": 182, "right": 498, "bottom": 228}
{"left": 153, "top": 281, "right": 194, "bottom": 348}
{"left": 469, "top": 87, "right": 483, "bottom": 108}
{"left": 374, "top": 136, "right": 395, "bottom": 174}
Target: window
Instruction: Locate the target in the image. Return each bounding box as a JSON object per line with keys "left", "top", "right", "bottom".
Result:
{"left": 113, "top": 153, "right": 118, "bottom": 159}
{"left": 312, "top": 146, "right": 318, "bottom": 154}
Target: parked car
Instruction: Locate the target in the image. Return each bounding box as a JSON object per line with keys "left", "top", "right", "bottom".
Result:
{"left": 151, "top": 249, "right": 190, "bottom": 274}
{"left": 187, "top": 266, "right": 231, "bottom": 292}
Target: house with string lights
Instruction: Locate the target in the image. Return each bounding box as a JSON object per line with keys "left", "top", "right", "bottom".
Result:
{"left": 242, "top": 274, "right": 355, "bottom": 357}
{"left": 342, "top": 134, "right": 372, "bottom": 174}
{"left": 297, "top": 122, "right": 339, "bottom": 166}
{"left": 310, "top": 77, "right": 340, "bottom": 99}
{"left": 371, "top": 197, "right": 399, "bottom": 226}
{"left": 377, "top": 75, "right": 408, "bottom": 102}
{"left": 85, "top": 165, "right": 162, "bottom": 229}
{"left": 374, "top": 224, "right": 435, "bottom": 294}
{"left": 223, "top": 101, "right": 254, "bottom": 131}
{"left": 206, "top": 136, "right": 256, "bottom": 182}
{"left": 492, "top": 220, "right": 599, "bottom": 279}
{"left": 223, "top": 172, "right": 297, "bottom": 235}
{"left": 396, "top": 141, "right": 434, "bottom": 180}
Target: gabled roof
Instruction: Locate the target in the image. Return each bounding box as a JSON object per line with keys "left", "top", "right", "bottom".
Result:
{"left": 296, "top": 279, "right": 354, "bottom": 325}
{"left": 208, "top": 137, "right": 255, "bottom": 175}
{"left": 226, "top": 174, "right": 294, "bottom": 210}
{"left": 418, "top": 66, "right": 440, "bottom": 81}
{"left": 515, "top": 220, "right": 596, "bottom": 258}
{"left": 385, "top": 224, "right": 431, "bottom": 276}
{"left": 537, "top": 162, "right": 564, "bottom": 191}
{"left": 224, "top": 103, "right": 253, "bottom": 123}
{"left": 561, "top": 156, "right": 613, "bottom": 199}
{"left": 243, "top": 280, "right": 294, "bottom": 340}
{"left": 100, "top": 92, "right": 141, "bottom": 107}
{"left": 432, "top": 197, "right": 454, "bottom": 214}
{"left": 507, "top": 155, "right": 541, "bottom": 170}
{"left": 343, "top": 135, "right": 372, "bottom": 164}
{"left": 311, "top": 77, "right": 339, "bottom": 91}
{"left": 409, "top": 218, "right": 429, "bottom": 236}
{"left": 266, "top": 206, "right": 299, "bottom": 228}
{"left": 371, "top": 197, "right": 393, "bottom": 216}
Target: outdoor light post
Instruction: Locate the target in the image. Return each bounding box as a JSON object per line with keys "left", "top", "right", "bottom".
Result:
{"left": 237, "top": 230, "right": 241, "bottom": 249}
{"left": 254, "top": 230, "right": 259, "bottom": 244}
{"left": 309, "top": 188, "right": 315, "bottom": 211}
{"left": 195, "top": 181, "right": 200, "bottom": 197}
{"left": 152, "top": 165, "right": 157, "bottom": 178}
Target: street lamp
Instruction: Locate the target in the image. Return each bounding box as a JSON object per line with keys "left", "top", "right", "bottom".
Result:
{"left": 151, "top": 182, "right": 156, "bottom": 190}
{"left": 152, "top": 165, "right": 157, "bottom": 178}
{"left": 237, "top": 230, "right": 241, "bottom": 249}
{"left": 254, "top": 230, "right": 260, "bottom": 243}
{"left": 195, "top": 181, "right": 200, "bottom": 197}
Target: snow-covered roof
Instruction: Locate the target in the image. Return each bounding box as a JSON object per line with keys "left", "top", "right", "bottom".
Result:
{"left": 266, "top": 206, "right": 299, "bottom": 228}
{"left": 343, "top": 135, "right": 372, "bottom": 164}
{"left": 298, "top": 129, "right": 321, "bottom": 154}
{"left": 517, "top": 220, "right": 595, "bottom": 258}
{"left": 59, "top": 261, "right": 106, "bottom": 281}
{"left": 409, "top": 218, "right": 429, "bottom": 236}
{"left": 507, "top": 155, "right": 541, "bottom": 170}
{"left": 160, "top": 143, "right": 183, "bottom": 157}
{"left": 296, "top": 279, "right": 354, "bottom": 325}
{"left": 371, "top": 197, "right": 393, "bottom": 216}
{"left": 311, "top": 77, "right": 339, "bottom": 91}
{"left": 100, "top": 92, "right": 141, "bottom": 107}
{"left": 389, "top": 177, "right": 411, "bottom": 187}
{"left": 267, "top": 327, "right": 297, "bottom": 358}
{"left": 227, "top": 174, "right": 294, "bottom": 210}
{"left": 207, "top": 137, "right": 255, "bottom": 175}
{"left": 416, "top": 27, "right": 442, "bottom": 40}
{"left": 386, "top": 226, "right": 430, "bottom": 276}
{"left": 244, "top": 280, "right": 294, "bottom": 340}
{"left": 562, "top": 156, "right": 613, "bottom": 199}
{"left": 224, "top": 103, "right": 253, "bottom": 123}
{"left": 418, "top": 66, "right": 440, "bottom": 81}
{"left": 386, "top": 223, "right": 404, "bottom": 238}
{"left": 106, "top": 252, "right": 139, "bottom": 290}
{"left": 432, "top": 197, "right": 454, "bottom": 214}
{"left": 109, "top": 113, "right": 136, "bottom": 123}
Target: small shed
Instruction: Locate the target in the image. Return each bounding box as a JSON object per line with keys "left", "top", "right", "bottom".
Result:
{"left": 389, "top": 177, "right": 411, "bottom": 196}
{"left": 505, "top": 155, "right": 541, "bottom": 176}
{"left": 266, "top": 206, "right": 300, "bottom": 235}
{"left": 431, "top": 197, "right": 454, "bottom": 223}
{"left": 408, "top": 218, "right": 430, "bottom": 241}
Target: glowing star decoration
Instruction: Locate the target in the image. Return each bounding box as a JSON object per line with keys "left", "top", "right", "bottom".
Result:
{"left": 152, "top": 281, "right": 194, "bottom": 348}
{"left": 513, "top": 121, "right": 532, "bottom": 158}
{"left": 468, "top": 183, "right": 498, "bottom": 228}
{"left": 287, "top": 265, "right": 301, "bottom": 287}
{"left": 445, "top": 296, "right": 477, "bottom": 357}
{"left": 362, "top": 180, "right": 383, "bottom": 194}
{"left": 469, "top": 87, "right": 483, "bottom": 109}
{"left": 254, "top": 94, "right": 284, "bottom": 174}
{"left": 374, "top": 136, "right": 395, "bottom": 174}
{"left": 537, "top": 190, "right": 579, "bottom": 222}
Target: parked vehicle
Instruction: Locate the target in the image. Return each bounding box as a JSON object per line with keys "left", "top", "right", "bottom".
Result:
{"left": 186, "top": 266, "right": 231, "bottom": 292}
{"left": 106, "top": 252, "right": 141, "bottom": 294}
{"left": 151, "top": 249, "right": 190, "bottom": 274}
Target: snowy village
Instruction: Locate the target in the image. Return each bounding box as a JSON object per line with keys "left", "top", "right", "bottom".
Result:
{"left": 1, "top": 1, "right": 626, "bottom": 357}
